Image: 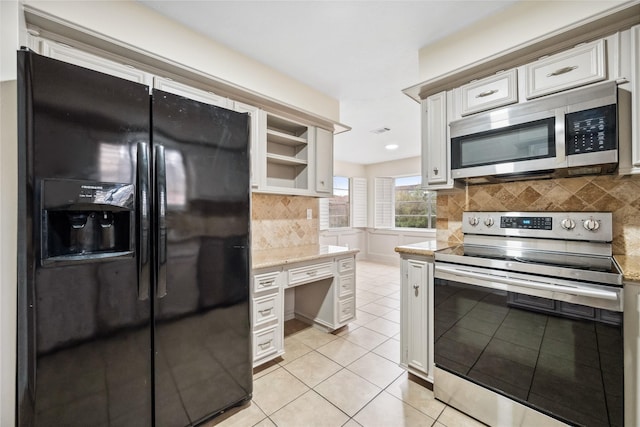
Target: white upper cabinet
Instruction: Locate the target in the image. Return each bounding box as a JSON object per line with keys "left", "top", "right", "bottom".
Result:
{"left": 619, "top": 24, "right": 640, "bottom": 176}
{"left": 255, "top": 111, "right": 330, "bottom": 197}
{"left": 459, "top": 69, "right": 518, "bottom": 116}
{"left": 422, "top": 91, "right": 454, "bottom": 190}
{"left": 38, "top": 40, "right": 152, "bottom": 86}
{"left": 153, "top": 76, "right": 231, "bottom": 108}
{"left": 314, "top": 127, "right": 333, "bottom": 195}
{"left": 525, "top": 39, "right": 606, "bottom": 99}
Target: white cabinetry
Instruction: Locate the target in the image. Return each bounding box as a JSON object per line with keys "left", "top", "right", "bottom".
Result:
{"left": 38, "top": 40, "right": 152, "bottom": 85}
{"left": 525, "top": 39, "right": 606, "bottom": 99}
{"left": 459, "top": 69, "right": 518, "bottom": 116}
{"left": 294, "top": 255, "right": 356, "bottom": 330}
{"left": 623, "top": 280, "right": 640, "bottom": 426}
{"left": 251, "top": 269, "right": 284, "bottom": 367}
{"left": 257, "top": 111, "right": 314, "bottom": 195}
{"left": 153, "top": 76, "right": 231, "bottom": 108}
{"left": 422, "top": 91, "right": 454, "bottom": 190}
{"left": 400, "top": 255, "right": 433, "bottom": 382}
{"left": 627, "top": 25, "right": 640, "bottom": 174}
{"left": 314, "top": 127, "right": 334, "bottom": 195}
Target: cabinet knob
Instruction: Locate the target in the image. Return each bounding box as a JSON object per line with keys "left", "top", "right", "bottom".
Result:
{"left": 433, "top": 167, "right": 439, "bottom": 176}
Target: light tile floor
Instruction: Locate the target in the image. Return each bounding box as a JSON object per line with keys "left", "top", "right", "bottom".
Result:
{"left": 207, "top": 261, "right": 487, "bottom": 427}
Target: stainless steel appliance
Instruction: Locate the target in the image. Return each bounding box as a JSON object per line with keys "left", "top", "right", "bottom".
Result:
{"left": 17, "top": 51, "right": 252, "bottom": 426}
{"left": 434, "top": 211, "right": 623, "bottom": 426}
{"left": 450, "top": 81, "right": 622, "bottom": 183}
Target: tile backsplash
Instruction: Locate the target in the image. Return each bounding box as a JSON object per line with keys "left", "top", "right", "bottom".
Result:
{"left": 436, "top": 174, "right": 640, "bottom": 256}
{"left": 252, "top": 193, "right": 319, "bottom": 250}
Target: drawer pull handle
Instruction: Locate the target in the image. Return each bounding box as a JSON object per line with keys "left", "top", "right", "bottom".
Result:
{"left": 258, "top": 339, "right": 273, "bottom": 349}
{"left": 258, "top": 308, "right": 273, "bottom": 315}
{"left": 433, "top": 167, "right": 439, "bottom": 176}
{"left": 547, "top": 66, "right": 577, "bottom": 77}
{"left": 306, "top": 271, "right": 318, "bottom": 276}
{"left": 476, "top": 89, "right": 498, "bottom": 98}
{"left": 258, "top": 280, "right": 274, "bottom": 288}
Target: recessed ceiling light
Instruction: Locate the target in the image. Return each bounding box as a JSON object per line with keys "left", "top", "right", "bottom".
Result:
{"left": 385, "top": 144, "right": 399, "bottom": 150}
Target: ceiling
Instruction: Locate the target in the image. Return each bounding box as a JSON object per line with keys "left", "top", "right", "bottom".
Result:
{"left": 138, "top": 0, "right": 519, "bottom": 165}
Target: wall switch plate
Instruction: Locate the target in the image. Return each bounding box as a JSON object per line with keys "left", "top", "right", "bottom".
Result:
{"left": 307, "top": 208, "right": 312, "bottom": 220}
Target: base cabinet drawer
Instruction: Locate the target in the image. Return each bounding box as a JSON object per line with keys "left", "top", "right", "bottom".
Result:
{"left": 338, "top": 273, "right": 354, "bottom": 298}
{"left": 252, "top": 292, "right": 280, "bottom": 327}
{"left": 253, "top": 325, "right": 282, "bottom": 362}
{"left": 337, "top": 257, "right": 354, "bottom": 273}
{"left": 288, "top": 261, "right": 333, "bottom": 287}
{"left": 254, "top": 271, "right": 280, "bottom": 293}
{"left": 338, "top": 297, "right": 355, "bottom": 324}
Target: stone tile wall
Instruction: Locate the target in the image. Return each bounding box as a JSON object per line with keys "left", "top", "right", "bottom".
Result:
{"left": 252, "top": 193, "right": 319, "bottom": 250}
{"left": 436, "top": 174, "right": 640, "bottom": 255}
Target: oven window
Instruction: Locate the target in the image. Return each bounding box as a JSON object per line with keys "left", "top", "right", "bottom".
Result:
{"left": 434, "top": 279, "right": 623, "bottom": 426}
{"left": 451, "top": 117, "right": 555, "bottom": 169}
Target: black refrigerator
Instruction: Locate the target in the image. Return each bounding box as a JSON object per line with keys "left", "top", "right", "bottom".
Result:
{"left": 16, "top": 50, "right": 253, "bottom": 426}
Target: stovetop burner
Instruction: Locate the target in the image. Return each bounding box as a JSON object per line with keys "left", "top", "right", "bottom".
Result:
{"left": 438, "top": 244, "right": 618, "bottom": 274}
{"left": 436, "top": 211, "right": 622, "bottom": 287}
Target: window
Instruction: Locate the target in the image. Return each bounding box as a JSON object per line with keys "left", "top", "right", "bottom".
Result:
{"left": 329, "top": 176, "right": 349, "bottom": 228}
{"left": 394, "top": 176, "right": 436, "bottom": 229}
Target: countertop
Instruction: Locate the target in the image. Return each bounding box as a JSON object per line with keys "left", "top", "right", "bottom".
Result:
{"left": 252, "top": 244, "right": 359, "bottom": 270}
{"left": 614, "top": 255, "right": 640, "bottom": 283}
{"left": 394, "top": 240, "right": 452, "bottom": 257}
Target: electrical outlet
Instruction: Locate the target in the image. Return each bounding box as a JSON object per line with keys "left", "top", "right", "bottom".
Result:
{"left": 307, "top": 208, "right": 312, "bottom": 220}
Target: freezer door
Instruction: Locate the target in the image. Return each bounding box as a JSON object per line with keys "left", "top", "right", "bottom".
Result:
{"left": 17, "top": 51, "right": 152, "bottom": 426}
{"left": 151, "top": 89, "right": 252, "bottom": 426}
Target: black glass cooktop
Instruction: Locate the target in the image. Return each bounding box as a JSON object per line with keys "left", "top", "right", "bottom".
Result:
{"left": 436, "top": 245, "right": 621, "bottom": 275}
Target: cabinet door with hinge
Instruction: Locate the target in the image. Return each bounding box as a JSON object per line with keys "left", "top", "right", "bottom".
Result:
{"left": 422, "top": 91, "right": 449, "bottom": 187}
{"left": 315, "top": 127, "right": 333, "bottom": 194}
{"left": 406, "top": 259, "right": 429, "bottom": 374}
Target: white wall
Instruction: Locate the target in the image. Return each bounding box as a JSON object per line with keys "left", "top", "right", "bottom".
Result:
{"left": 322, "top": 156, "right": 434, "bottom": 265}
{"left": 23, "top": 0, "right": 340, "bottom": 122}
{"left": 418, "top": 0, "right": 630, "bottom": 82}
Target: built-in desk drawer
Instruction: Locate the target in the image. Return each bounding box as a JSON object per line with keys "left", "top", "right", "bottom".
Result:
{"left": 337, "top": 257, "right": 354, "bottom": 273}
{"left": 253, "top": 325, "right": 281, "bottom": 361}
{"left": 253, "top": 292, "right": 280, "bottom": 327}
{"left": 338, "top": 297, "right": 355, "bottom": 324}
{"left": 339, "top": 273, "right": 354, "bottom": 298}
{"left": 253, "top": 271, "right": 280, "bottom": 293}
{"left": 288, "top": 261, "right": 333, "bottom": 287}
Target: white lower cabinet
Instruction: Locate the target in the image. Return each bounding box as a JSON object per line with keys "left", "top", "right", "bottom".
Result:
{"left": 294, "top": 256, "right": 356, "bottom": 330}
{"left": 251, "top": 268, "right": 284, "bottom": 367}
{"left": 252, "top": 254, "right": 357, "bottom": 366}
{"left": 400, "top": 255, "right": 433, "bottom": 382}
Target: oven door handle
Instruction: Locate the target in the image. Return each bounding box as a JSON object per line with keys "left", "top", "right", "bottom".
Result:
{"left": 435, "top": 265, "right": 619, "bottom": 301}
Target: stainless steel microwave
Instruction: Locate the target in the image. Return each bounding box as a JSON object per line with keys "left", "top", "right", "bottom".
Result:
{"left": 450, "top": 81, "right": 620, "bottom": 183}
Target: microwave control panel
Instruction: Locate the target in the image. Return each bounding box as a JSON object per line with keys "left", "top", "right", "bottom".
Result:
{"left": 565, "top": 104, "right": 617, "bottom": 155}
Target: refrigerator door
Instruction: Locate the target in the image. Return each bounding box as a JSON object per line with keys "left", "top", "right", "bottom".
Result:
{"left": 17, "top": 51, "right": 152, "bottom": 426}
{"left": 151, "top": 89, "right": 252, "bottom": 426}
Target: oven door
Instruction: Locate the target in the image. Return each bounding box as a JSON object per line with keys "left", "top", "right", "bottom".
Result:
{"left": 434, "top": 262, "right": 623, "bottom": 427}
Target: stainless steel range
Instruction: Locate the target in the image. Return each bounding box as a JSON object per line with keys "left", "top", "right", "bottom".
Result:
{"left": 433, "top": 211, "right": 623, "bottom": 427}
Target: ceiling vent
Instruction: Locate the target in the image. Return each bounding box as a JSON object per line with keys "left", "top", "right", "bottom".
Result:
{"left": 370, "top": 127, "right": 390, "bottom": 135}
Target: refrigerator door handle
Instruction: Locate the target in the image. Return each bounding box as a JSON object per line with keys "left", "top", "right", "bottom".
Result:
{"left": 137, "top": 142, "right": 151, "bottom": 300}
{"left": 155, "top": 144, "right": 168, "bottom": 298}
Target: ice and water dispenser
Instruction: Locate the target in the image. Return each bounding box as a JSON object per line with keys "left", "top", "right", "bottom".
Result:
{"left": 41, "top": 179, "right": 135, "bottom": 265}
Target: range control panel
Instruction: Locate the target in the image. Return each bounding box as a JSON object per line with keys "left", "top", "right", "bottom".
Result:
{"left": 462, "top": 211, "right": 612, "bottom": 242}
{"left": 500, "top": 216, "right": 552, "bottom": 230}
